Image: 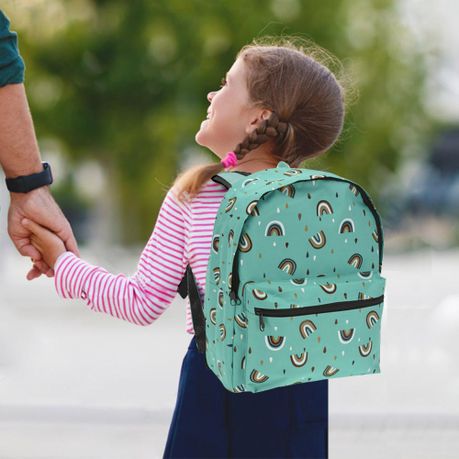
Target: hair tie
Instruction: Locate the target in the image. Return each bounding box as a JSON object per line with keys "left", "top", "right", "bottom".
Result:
{"left": 221, "top": 151, "right": 238, "bottom": 169}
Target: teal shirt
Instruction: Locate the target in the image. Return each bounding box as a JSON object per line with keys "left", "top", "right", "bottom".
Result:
{"left": 0, "top": 10, "right": 24, "bottom": 86}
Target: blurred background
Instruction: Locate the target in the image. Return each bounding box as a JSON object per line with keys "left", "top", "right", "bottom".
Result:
{"left": 0, "top": 0, "right": 458, "bottom": 458}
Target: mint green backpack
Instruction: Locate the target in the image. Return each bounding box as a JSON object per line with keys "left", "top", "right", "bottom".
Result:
{"left": 178, "top": 161, "right": 386, "bottom": 393}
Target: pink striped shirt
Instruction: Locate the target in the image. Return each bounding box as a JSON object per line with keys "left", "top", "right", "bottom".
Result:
{"left": 54, "top": 179, "right": 228, "bottom": 335}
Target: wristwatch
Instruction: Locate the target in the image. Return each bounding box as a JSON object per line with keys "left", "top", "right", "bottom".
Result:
{"left": 5, "top": 161, "right": 53, "bottom": 193}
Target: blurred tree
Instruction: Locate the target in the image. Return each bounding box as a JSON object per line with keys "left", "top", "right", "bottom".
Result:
{"left": 5, "top": 0, "right": 432, "bottom": 243}
{"left": 50, "top": 172, "right": 93, "bottom": 244}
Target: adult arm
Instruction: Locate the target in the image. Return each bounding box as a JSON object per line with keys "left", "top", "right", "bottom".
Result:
{"left": 0, "top": 11, "right": 38, "bottom": 175}
{"left": 0, "top": 12, "right": 80, "bottom": 280}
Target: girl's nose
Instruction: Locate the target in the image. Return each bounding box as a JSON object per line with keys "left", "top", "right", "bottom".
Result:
{"left": 207, "top": 91, "right": 215, "bottom": 102}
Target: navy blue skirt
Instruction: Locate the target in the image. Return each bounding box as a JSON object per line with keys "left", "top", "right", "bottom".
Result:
{"left": 163, "top": 335, "right": 328, "bottom": 458}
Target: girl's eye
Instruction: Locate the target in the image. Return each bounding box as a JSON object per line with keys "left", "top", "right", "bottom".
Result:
{"left": 219, "top": 77, "right": 227, "bottom": 88}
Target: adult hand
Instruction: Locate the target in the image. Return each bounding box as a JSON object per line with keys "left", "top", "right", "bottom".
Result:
{"left": 8, "top": 186, "right": 80, "bottom": 281}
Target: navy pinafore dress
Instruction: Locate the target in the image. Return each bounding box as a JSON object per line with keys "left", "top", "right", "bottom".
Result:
{"left": 163, "top": 334, "right": 328, "bottom": 458}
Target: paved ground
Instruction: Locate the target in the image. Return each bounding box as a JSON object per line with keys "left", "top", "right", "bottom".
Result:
{"left": 0, "top": 240, "right": 458, "bottom": 458}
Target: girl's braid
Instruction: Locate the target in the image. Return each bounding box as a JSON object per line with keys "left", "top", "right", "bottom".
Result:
{"left": 232, "top": 111, "right": 289, "bottom": 161}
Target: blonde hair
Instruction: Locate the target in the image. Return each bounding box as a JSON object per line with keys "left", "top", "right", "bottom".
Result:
{"left": 173, "top": 35, "right": 354, "bottom": 204}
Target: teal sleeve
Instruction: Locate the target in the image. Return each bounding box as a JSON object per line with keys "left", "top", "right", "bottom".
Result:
{"left": 0, "top": 10, "right": 25, "bottom": 86}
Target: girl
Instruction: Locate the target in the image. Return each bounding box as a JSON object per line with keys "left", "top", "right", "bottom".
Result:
{"left": 23, "top": 37, "right": 347, "bottom": 458}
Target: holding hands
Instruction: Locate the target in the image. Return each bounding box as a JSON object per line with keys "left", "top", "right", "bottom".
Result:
{"left": 7, "top": 185, "right": 79, "bottom": 280}
{"left": 21, "top": 216, "right": 67, "bottom": 271}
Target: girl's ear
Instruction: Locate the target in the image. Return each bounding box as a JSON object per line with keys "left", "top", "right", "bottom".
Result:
{"left": 260, "top": 109, "right": 272, "bottom": 121}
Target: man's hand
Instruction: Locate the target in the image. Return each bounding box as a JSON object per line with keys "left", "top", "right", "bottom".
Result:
{"left": 21, "top": 218, "right": 66, "bottom": 269}
{"left": 8, "top": 186, "right": 80, "bottom": 280}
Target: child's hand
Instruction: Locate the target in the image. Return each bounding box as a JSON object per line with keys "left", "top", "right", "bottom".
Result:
{"left": 21, "top": 218, "right": 67, "bottom": 270}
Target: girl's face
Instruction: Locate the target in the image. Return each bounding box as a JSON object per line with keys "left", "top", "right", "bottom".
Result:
{"left": 195, "top": 57, "right": 268, "bottom": 159}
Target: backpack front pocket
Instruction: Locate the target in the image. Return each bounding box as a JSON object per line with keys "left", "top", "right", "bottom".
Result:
{"left": 241, "top": 273, "right": 386, "bottom": 392}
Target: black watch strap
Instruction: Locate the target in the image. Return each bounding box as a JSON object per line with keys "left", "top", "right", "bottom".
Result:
{"left": 5, "top": 161, "right": 53, "bottom": 193}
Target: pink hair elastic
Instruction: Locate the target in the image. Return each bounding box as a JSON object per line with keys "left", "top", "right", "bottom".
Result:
{"left": 221, "top": 151, "right": 238, "bottom": 169}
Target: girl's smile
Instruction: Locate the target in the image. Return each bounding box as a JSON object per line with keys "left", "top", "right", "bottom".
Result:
{"left": 195, "top": 57, "right": 273, "bottom": 166}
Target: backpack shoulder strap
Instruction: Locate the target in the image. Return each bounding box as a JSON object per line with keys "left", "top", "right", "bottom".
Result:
{"left": 211, "top": 170, "right": 252, "bottom": 190}
{"left": 177, "top": 170, "right": 251, "bottom": 353}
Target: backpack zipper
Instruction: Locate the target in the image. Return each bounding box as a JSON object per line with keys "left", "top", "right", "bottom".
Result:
{"left": 229, "top": 177, "right": 384, "bottom": 303}
{"left": 255, "top": 294, "right": 384, "bottom": 331}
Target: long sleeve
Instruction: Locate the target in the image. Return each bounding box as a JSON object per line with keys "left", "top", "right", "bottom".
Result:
{"left": 0, "top": 11, "right": 25, "bottom": 86}
{"left": 53, "top": 186, "right": 190, "bottom": 326}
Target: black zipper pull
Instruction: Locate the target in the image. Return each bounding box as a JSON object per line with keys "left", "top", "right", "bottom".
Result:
{"left": 259, "top": 311, "right": 265, "bottom": 331}
{"left": 229, "top": 289, "right": 241, "bottom": 305}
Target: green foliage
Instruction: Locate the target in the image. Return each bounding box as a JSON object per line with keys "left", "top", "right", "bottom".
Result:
{"left": 6, "top": 0, "right": 432, "bottom": 243}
